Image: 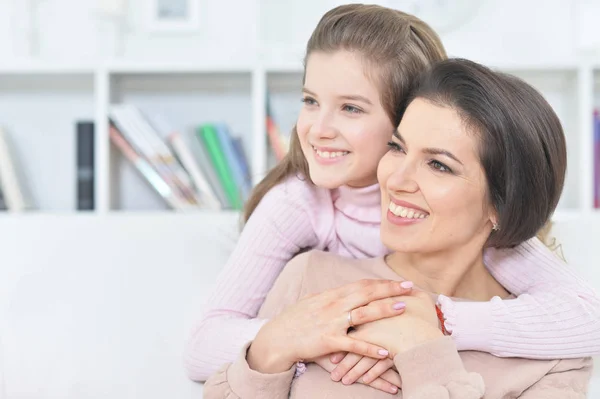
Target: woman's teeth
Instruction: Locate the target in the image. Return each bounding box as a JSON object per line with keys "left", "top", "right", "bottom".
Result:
{"left": 389, "top": 202, "right": 428, "bottom": 219}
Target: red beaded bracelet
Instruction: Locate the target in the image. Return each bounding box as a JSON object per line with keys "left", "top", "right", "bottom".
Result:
{"left": 435, "top": 304, "right": 449, "bottom": 336}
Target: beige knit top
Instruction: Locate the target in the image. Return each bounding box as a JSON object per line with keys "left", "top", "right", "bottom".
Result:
{"left": 204, "top": 250, "right": 592, "bottom": 398}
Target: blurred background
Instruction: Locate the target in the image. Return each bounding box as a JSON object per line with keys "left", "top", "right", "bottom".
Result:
{"left": 0, "top": 1, "right": 598, "bottom": 398}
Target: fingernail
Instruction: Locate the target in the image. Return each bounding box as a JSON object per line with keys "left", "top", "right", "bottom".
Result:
{"left": 393, "top": 301, "right": 406, "bottom": 310}
{"left": 401, "top": 281, "right": 413, "bottom": 289}
{"left": 378, "top": 349, "right": 389, "bottom": 356}
{"left": 342, "top": 376, "right": 351, "bottom": 385}
{"left": 390, "top": 386, "right": 398, "bottom": 393}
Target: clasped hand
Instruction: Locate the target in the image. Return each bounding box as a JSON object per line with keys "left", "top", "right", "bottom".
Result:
{"left": 247, "top": 279, "right": 442, "bottom": 394}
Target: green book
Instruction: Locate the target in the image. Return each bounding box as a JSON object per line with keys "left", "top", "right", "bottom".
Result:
{"left": 197, "top": 124, "right": 242, "bottom": 210}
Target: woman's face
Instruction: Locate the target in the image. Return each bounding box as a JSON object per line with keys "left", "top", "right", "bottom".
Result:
{"left": 377, "top": 98, "right": 495, "bottom": 253}
{"left": 297, "top": 50, "right": 395, "bottom": 189}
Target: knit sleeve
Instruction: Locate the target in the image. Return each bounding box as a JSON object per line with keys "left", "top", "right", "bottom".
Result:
{"left": 184, "top": 177, "right": 321, "bottom": 381}
{"left": 202, "top": 253, "right": 312, "bottom": 398}
{"left": 440, "top": 236, "right": 600, "bottom": 359}
{"left": 393, "top": 337, "right": 485, "bottom": 399}
{"left": 518, "top": 357, "right": 593, "bottom": 398}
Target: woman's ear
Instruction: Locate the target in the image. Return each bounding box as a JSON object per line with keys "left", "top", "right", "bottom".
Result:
{"left": 489, "top": 210, "right": 500, "bottom": 231}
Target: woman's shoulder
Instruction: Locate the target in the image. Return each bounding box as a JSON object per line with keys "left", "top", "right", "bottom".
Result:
{"left": 461, "top": 351, "right": 593, "bottom": 396}
{"left": 294, "top": 251, "right": 392, "bottom": 293}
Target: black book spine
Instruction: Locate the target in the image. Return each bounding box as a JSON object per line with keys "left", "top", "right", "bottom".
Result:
{"left": 76, "top": 121, "right": 95, "bottom": 210}
{"left": 0, "top": 187, "right": 7, "bottom": 211}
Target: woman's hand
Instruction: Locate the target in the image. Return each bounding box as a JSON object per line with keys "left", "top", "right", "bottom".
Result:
{"left": 350, "top": 290, "right": 443, "bottom": 358}
{"left": 247, "top": 279, "right": 412, "bottom": 374}
{"left": 314, "top": 354, "right": 400, "bottom": 395}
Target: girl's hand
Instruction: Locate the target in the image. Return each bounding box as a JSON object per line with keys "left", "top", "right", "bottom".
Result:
{"left": 333, "top": 352, "right": 401, "bottom": 393}
{"left": 350, "top": 290, "right": 442, "bottom": 358}
{"left": 247, "top": 279, "right": 413, "bottom": 373}
{"left": 314, "top": 354, "right": 400, "bottom": 395}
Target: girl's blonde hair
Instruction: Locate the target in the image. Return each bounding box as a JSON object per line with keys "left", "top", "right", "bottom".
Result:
{"left": 243, "top": 4, "right": 447, "bottom": 222}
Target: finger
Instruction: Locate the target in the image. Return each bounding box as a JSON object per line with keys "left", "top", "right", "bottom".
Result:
{"left": 329, "top": 352, "right": 346, "bottom": 364}
{"left": 330, "top": 353, "right": 362, "bottom": 382}
{"left": 362, "top": 358, "right": 396, "bottom": 385}
{"left": 334, "top": 336, "right": 390, "bottom": 360}
{"left": 341, "top": 356, "right": 378, "bottom": 385}
{"left": 349, "top": 299, "right": 406, "bottom": 327}
{"left": 380, "top": 369, "right": 402, "bottom": 388}
{"left": 342, "top": 279, "right": 413, "bottom": 310}
{"left": 366, "top": 377, "right": 399, "bottom": 395}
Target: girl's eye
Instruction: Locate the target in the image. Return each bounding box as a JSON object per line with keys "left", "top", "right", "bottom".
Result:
{"left": 301, "top": 97, "right": 317, "bottom": 106}
{"left": 387, "top": 141, "right": 405, "bottom": 153}
{"left": 429, "top": 160, "right": 452, "bottom": 173}
{"left": 343, "top": 105, "right": 363, "bottom": 114}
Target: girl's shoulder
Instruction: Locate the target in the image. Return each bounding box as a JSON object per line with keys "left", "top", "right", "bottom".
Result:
{"left": 266, "top": 174, "right": 333, "bottom": 207}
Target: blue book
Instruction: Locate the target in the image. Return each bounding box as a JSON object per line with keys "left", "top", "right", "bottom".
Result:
{"left": 231, "top": 137, "right": 252, "bottom": 189}
{"left": 214, "top": 124, "right": 251, "bottom": 201}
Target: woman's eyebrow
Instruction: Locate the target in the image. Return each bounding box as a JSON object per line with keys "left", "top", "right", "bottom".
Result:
{"left": 394, "top": 131, "right": 463, "bottom": 165}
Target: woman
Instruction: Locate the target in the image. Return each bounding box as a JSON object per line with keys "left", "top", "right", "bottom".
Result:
{"left": 203, "top": 58, "right": 593, "bottom": 398}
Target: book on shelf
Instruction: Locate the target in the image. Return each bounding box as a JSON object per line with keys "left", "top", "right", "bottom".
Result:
{"left": 110, "top": 104, "right": 203, "bottom": 210}
{"left": 108, "top": 104, "right": 252, "bottom": 211}
{"left": 76, "top": 121, "right": 95, "bottom": 211}
{"left": 266, "top": 91, "right": 290, "bottom": 162}
{"left": 197, "top": 124, "right": 243, "bottom": 210}
{"left": 109, "top": 124, "right": 191, "bottom": 210}
{"left": 0, "top": 187, "right": 7, "bottom": 210}
{"left": 166, "top": 131, "right": 222, "bottom": 211}
{"left": 0, "top": 127, "right": 33, "bottom": 212}
{"left": 594, "top": 109, "right": 599, "bottom": 209}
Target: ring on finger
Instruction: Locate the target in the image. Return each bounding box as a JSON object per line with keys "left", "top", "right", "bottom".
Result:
{"left": 347, "top": 310, "right": 354, "bottom": 327}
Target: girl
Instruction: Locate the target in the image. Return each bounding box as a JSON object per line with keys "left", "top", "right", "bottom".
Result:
{"left": 185, "top": 3, "right": 600, "bottom": 392}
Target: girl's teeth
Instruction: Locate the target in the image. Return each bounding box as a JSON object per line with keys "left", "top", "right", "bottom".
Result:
{"left": 315, "top": 148, "right": 349, "bottom": 158}
{"left": 388, "top": 202, "right": 428, "bottom": 219}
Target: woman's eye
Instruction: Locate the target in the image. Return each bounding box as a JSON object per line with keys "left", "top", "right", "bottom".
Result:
{"left": 430, "top": 160, "right": 452, "bottom": 173}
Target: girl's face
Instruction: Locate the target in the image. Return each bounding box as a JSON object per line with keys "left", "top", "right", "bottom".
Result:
{"left": 297, "top": 50, "right": 395, "bottom": 189}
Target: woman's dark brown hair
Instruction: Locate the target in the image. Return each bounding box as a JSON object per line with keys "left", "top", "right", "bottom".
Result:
{"left": 243, "top": 4, "right": 447, "bottom": 222}
{"left": 399, "top": 58, "right": 567, "bottom": 248}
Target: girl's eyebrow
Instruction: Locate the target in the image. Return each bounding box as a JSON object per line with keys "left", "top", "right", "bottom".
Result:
{"left": 338, "top": 95, "right": 372, "bottom": 105}
{"left": 302, "top": 88, "right": 372, "bottom": 105}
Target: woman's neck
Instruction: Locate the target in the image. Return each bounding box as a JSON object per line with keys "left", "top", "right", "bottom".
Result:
{"left": 385, "top": 240, "right": 509, "bottom": 301}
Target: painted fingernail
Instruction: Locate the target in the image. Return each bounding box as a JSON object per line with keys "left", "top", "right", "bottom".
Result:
{"left": 342, "top": 376, "right": 351, "bottom": 385}
{"left": 393, "top": 301, "right": 406, "bottom": 310}
{"left": 378, "top": 349, "right": 389, "bottom": 356}
{"left": 401, "top": 281, "right": 413, "bottom": 289}
{"left": 390, "top": 386, "right": 398, "bottom": 393}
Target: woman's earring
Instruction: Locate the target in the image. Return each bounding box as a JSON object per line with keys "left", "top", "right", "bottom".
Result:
{"left": 492, "top": 222, "right": 500, "bottom": 231}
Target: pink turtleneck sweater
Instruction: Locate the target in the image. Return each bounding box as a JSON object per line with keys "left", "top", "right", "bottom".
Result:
{"left": 184, "top": 175, "right": 600, "bottom": 381}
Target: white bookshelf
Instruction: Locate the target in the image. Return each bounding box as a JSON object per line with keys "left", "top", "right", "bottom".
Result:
{"left": 0, "top": 61, "right": 598, "bottom": 217}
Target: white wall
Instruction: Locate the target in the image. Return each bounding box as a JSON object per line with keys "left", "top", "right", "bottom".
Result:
{"left": 0, "top": 212, "right": 241, "bottom": 399}
{"left": 1, "top": 0, "right": 599, "bottom": 66}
